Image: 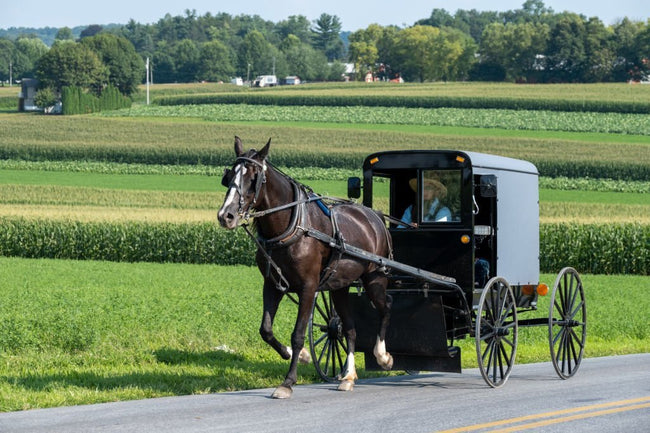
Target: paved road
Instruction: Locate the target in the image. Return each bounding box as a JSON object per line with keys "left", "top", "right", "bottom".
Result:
{"left": 1, "top": 353, "right": 648, "bottom": 433}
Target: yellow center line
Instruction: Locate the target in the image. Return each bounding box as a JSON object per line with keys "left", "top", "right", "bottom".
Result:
{"left": 487, "top": 402, "right": 650, "bottom": 432}
{"left": 437, "top": 396, "right": 650, "bottom": 433}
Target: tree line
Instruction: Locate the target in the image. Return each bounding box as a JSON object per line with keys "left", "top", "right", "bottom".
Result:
{"left": 1, "top": 0, "right": 649, "bottom": 97}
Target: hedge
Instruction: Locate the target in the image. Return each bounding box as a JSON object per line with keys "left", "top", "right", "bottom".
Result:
{"left": 62, "top": 85, "right": 131, "bottom": 115}
{"left": 0, "top": 218, "right": 647, "bottom": 275}
{"left": 155, "top": 93, "right": 650, "bottom": 115}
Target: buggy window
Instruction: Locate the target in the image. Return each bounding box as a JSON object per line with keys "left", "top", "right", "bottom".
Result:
{"left": 420, "top": 170, "right": 461, "bottom": 224}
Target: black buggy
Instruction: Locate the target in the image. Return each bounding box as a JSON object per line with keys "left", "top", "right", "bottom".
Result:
{"left": 308, "top": 150, "right": 587, "bottom": 387}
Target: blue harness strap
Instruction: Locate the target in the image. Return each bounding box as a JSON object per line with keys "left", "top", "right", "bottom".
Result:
{"left": 310, "top": 193, "right": 331, "bottom": 217}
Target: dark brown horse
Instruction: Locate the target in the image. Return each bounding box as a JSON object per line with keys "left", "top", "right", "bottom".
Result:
{"left": 217, "top": 136, "right": 393, "bottom": 399}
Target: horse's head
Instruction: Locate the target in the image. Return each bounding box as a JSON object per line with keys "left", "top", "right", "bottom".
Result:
{"left": 217, "top": 136, "right": 271, "bottom": 229}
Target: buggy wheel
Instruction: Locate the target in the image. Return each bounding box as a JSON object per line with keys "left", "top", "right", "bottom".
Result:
{"left": 475, "top": 276, "right": 518, "bottom": 388}
{"left": 549, "top": 267, "right": 586, "bottom": 379}
{"left": 308, "top": 291, "right": 348, "bottom": 383}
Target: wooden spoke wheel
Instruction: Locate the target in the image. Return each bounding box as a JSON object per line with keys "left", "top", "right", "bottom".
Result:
{"left": 308, "top": 291, "right": 348, "bottom": 383}
{"left": 549, "top": 267, "right": 586, "bottom": 379}
{"left": 475, "top": 276, "right": 518, "bottom": 388}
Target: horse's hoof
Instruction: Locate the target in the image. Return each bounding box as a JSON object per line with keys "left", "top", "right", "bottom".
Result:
{"left": 380, "top": 353, "right": 394, "bottom": 371}
{"left": 298, "top": 347, "right": 312, "bottom": 364}
{"left": 337, "top": 380, "right": 355, "bottom": 392}
{"left": 271, "top": 386, "right": 293, "bottom": 399}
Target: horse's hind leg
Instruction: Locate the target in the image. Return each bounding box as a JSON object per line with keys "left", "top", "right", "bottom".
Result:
{"left": 331, "top": 288, "right": 358, "bottom": 391}
{"left": 363, "top": 272, "right": 393, "bottom": 370}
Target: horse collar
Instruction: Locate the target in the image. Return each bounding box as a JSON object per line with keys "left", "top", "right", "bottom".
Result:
{"left": 257, "top": 182, "right": 307, "bottom": 250}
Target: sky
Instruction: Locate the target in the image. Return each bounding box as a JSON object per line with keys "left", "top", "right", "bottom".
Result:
{"left": 1, "top": 0, "right": 649, "bottom": 31}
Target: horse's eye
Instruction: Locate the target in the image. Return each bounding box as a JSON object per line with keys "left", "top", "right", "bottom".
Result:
{"left": 221, "top": 168, "right": 233, "bottom": 187}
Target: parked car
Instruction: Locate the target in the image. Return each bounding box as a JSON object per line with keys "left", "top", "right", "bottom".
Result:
{"left": 253, "top": 75, "right": 278, "bottom": 87}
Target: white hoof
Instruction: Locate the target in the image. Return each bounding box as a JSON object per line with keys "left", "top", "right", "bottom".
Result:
{"left": 337, "top": 379, "right": 355, "bottom": 392}
{"left": 271, "top": 386, "right": 293, "bottom": 399}
{"left": 298, "top": 347, "right": 311, "bottom": 364}
{"left": 377, "top": 353, "right": 394, "bottom": 370}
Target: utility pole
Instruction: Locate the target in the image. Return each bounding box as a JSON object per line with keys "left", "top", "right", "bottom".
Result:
{"left": 9, "top": 60, "right": 12, "bottom": 87}
{"left": 146, "top": 57, "right": 150, "bottom": 105}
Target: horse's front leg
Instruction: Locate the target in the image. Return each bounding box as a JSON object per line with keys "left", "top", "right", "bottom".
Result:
{"left": 259, "top": 280, "right": 291, "bottom": 360}
{"left": 271, "top": 288, "right": 317, "bottom": 399}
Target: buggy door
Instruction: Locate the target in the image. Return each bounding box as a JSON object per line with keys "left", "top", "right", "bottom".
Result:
{"left": 362, "top": 151, "right": 475, "bottom": 292}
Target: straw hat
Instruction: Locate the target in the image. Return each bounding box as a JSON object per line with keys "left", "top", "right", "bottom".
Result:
{"left": 409, "top": 177, "right": 447, "bottom": 198}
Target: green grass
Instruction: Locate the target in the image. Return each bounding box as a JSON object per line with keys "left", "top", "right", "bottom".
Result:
{"left": 0, "top": 256, "right": 648, "bottom": 411}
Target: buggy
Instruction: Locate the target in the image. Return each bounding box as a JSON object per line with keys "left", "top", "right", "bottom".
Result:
{"left": 309, "top": 150, "right": 586, "bottom": 387}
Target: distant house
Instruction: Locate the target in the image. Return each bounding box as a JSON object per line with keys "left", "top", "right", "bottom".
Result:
{"left": 18, "top": 78, "right": 40, "bottom": 112}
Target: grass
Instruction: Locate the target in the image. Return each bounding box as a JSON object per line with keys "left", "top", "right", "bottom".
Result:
{"left": 0, "top": 256, "right": 647, "bottom": 411}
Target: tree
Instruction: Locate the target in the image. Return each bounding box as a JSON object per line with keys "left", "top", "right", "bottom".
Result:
{"left": 196, "top": 40, "right": 235, "bottom": 82}
{"left": 394, "top": 25, "right": 440, "bottom": 82}
{"left": 14, "top": 37, "right": 49, "bottom": 78}
{"left": 312, "top": 13, "right": 344, "bottom": 61}
{"left": 55, "top": 27, "right": 75, "bottom": 41}
{"left": 80, "top": 25, "right": 103, "bottom": 39}
{"left": 280, "top": 35, "right": 330, "bottom": 80}
{"left": 35, "top": 41, "right": 107, "bottom": 93}
{"left": 347, "top": 26, "right": 383, "bottom": 79}
{"left": 480, "top": 22, "right": 548, "bottom": 81}
{"left": 545, "top": 13, "right": 587, "bottom": 81}
{"left": 81, "top": 33, "right": 144, "bottom": 95}
{"left": 276, "top": 15, "right": 312, "bottom": 44}
{"left": 237, "top": 30, "right": 281, "bottom": 78}
{"left": 173, "top": 39, "right": 200, "bottom": 82}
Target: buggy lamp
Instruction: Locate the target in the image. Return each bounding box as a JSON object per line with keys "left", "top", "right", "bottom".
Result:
{"left": 536, "top": 283, "right": 549, "bottom": 296}
{"left": 522, "top": 284, "right": 549, "bottom": 296}
{"left": 460, "top": 235, "right": 470, "bottom": 244}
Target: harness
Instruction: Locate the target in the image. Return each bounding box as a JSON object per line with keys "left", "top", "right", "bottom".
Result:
{"left": 223, "top": 157, "right": 392, "bottom": 294}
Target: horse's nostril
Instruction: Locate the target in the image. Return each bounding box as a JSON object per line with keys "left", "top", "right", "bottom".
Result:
{"left": 226, "top": 212, "right": 235, "bottom": 221}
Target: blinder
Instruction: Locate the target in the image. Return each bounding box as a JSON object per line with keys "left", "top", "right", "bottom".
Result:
{"left": 221, "top": 168, "right": 234, "bottom": 187}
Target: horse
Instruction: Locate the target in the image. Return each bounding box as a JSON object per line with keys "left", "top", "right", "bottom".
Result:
{"left": 217, "top": 136, "right": 394, "bottom": 399}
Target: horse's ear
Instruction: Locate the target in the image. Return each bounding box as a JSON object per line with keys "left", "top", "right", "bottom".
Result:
{"left": 234, "top": 136, "right": 244, "bottom": 156}
{"left": 257, "top": 138, "right": 271, "bottom": 160}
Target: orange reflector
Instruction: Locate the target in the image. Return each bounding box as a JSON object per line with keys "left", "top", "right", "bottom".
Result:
{"left": 369, "top": 157, "right": 379, "bottom": 165}
{"left": 522, "top": 285, "right": 534, "bottom": 296}
{"left": 460, "top": 235, "right": 470, "bottom": 244}
{"left": 536, "top": 283, "right": 549, "bottom": 296}
{"left": 456, "top": 155, "right": 465, "bottom": 163}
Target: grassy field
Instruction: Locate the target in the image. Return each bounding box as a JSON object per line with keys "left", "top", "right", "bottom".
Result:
{"left": 0, "top": 82, "right": 648, "bottom": 411}
{"left": 134, "top": 82, "right": 650, "bottom": 104}
{"left": 0, "top": 257, "right": 647, "bottom": 411}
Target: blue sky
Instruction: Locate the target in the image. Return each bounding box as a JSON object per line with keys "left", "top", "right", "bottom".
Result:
{"left": 2, "top": 0, "right": 648, "bottom": 31}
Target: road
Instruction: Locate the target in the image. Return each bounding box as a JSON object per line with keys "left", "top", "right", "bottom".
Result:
{"left": 1, "top": 353, "right": 648, "bottom": 433}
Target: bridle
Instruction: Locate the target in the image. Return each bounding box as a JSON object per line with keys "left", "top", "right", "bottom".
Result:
{"left": 221, "top": 156, "right": 268, "bottom": 218}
